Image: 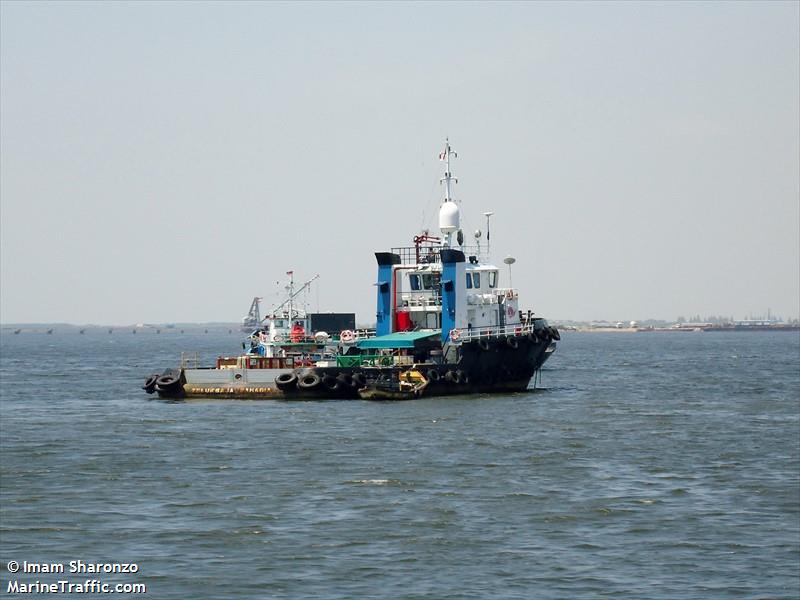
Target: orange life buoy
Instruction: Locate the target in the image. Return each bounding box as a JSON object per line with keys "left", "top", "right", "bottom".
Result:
{"left": 449, "top": 328, "right": 461, "bottom": 341}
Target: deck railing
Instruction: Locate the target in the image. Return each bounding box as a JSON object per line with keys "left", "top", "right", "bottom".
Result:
{"left": 181, "top": 351, "right": 200, "bottom": 368}
{"left": 391, "top": 245, "right": 485, "bottom": 265}
{"left": 450, "top": 323, "right": 545, "bottom": 344}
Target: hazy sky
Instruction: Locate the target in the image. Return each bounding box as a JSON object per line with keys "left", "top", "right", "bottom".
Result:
{"left": 1, "top": 1, "right": 798, "bottom": 325}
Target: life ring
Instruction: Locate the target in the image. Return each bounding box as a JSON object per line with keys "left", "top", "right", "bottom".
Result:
{"left": 506, "top": 336, "right": 519, "bottom": 349}
{"left": 272, "top": 333, "right": 284, "bottom": 342}
{"left": 427, "top": 369, "right": 441, "bottom": 382}
{"left": 275, "top": 372, "right": 298, "bottom": 390}
{"left": 340, "top": 330, "right": 355, "bottom": 343}
{"left": 449, "top": 329, "right": 461, "bottom": 341}
{"left": 478, "top": 338, "right": 490, "bottom": 351}
{"left": 298, "top": 373, "right": 322, "bottom": 389}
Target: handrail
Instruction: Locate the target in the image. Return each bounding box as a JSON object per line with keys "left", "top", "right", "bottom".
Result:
{"left": 450, "top": 323, "right": 544, "bottom": 344}
{"left": 336, "top": 354, "right": 395, "bottom": 368}
{"left": 180, "top": 351, "right": 200, "bottom": 368}
{"left": 390, "top": 244, "right": 486, "bottom": 265}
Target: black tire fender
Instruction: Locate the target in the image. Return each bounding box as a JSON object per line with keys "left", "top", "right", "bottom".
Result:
{"left": 156, "top": 374, "right": 179, "bottom": 388}
{"left": 298, "top": 373, "right": 322, "bottom": 389}
{"left": 477, "top": 338, "right": 490, "bottom": 351}
{"left": 427, "top": 369, "right": 441, "bottom": 382}
{"left": 142, "top": 374, "right": 159, "bottom": 393}
{"left": 322, "top": 375, "right": 340, "bottom": 391}
{"left": 506, "top": 336, "right": 519, "bottom": 349}
{"left": 275, "top": 372, "right": 298, "bottom": 390}
{"left": 337, "top": 373, "right": 355, "bottom": 388}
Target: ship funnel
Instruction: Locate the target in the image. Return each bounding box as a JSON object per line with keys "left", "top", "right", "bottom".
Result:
{"left": 439, "top": 201, "right": 460, "bottom": 234}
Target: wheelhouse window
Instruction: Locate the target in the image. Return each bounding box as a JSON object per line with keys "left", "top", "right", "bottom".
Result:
{"left": 472, "top": 272, "right": 481, "bottom": 289}
{"left": 466, "top": 273, "right": 473, "bottom": 289}
{"left": 421, "top": 273, "right": 439, "bottom": 290}
{"left": 409, "top": 274, "right": 421, "bottom": 291}
{"left": 488, "top": 271, "right": 498, "bottom": 288}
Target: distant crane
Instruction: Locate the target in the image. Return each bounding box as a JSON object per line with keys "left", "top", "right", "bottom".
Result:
{"left": 241, "top": 297, "right": 263, "bottom": 332}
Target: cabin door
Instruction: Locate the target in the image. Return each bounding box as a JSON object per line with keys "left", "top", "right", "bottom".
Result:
{"left": 498, "top": 296, "right": 506, "bottom": 327}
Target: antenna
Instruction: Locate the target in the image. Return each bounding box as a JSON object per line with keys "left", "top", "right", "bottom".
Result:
{"left": 483, "top": 212, "right": 494, "bottom": 257}
{"left": 439, "top": 138, "right": 458, "bottom": 202}
{"left": 264, "top": 273, "right": 320, "bottom": 322}
{"left": 503, "top": 255, "right": 516, "bottom": 288}
{"left": 438, "top": 139, "right": 460, "bottom": 248}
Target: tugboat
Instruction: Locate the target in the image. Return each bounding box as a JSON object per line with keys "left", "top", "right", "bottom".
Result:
{"left": 144, "top": 140, "right": 558, "bottom": 400}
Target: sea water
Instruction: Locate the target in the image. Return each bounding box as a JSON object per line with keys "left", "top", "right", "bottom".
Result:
{"left": 1, "top": 329, "right": 798, "bottom": 599}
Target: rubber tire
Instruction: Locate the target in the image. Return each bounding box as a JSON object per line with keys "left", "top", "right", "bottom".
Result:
{"left": 298, "top": 373, "right": 322, "bottom": 389}
{"left": 506, "top": 336, "right": 519, "bottom": 349}
{"left": 156, "top": 374, "right": 179, "bottom": 388}
{"left": 275, "top": 372, "right": 298, "bottom": 390}
{"left": 352, "top": 373, "right": 367, "bottom": 387}
{"left": 550, "top": 327, "right": 561, "bottom": 341}
{"left": 427, "top": 369, "right": 441, "bottom": 382}
{"left": 527, "top": 332, "right": 539, "bottom": 343}
{"left": 478, "top": 338, "right": 490, "bottom": 351}
{"left": 337, "top": 373, "right": 355, "bottom": 388}
{"left": 322, "top": 375, "right": 340, "bottom": 391}
{"left": 143, "top": 374, "right": 159, "bottom": 393}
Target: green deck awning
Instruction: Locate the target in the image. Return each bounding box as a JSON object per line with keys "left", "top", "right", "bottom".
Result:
{"left": 356, "top": 330, "right": 441, "bottom": 350}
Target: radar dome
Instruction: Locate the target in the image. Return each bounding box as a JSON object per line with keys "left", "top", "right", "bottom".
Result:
{"left": 439, "top": 202, "right": 460, "bottom": 234}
